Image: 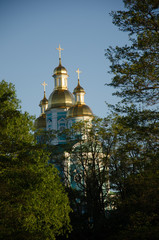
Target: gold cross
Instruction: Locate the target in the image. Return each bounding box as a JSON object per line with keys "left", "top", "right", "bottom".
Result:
{"left": 76, "top": 68, "right": 82, "bottom": 80}
{"left": 41, "top": 81, "right": 47, "bottom": 92}
{"left": 56, "top": 44, "right": 64, "bottom": 60}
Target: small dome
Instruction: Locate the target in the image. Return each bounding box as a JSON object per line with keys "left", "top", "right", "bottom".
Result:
{"left": 39, "top": 95, "right": 48, "bottom": 107}
{"left": 67, "top": 104, "right": 93, "bottom": 118}
{"left": 48, "top": 89, "right": 74, "bottom": 109}
{"left": 34, "top": 114, "right": 46, "bottom": 129}
{"left": 73, "top": 80, "right": 85, "bottom": 94}
{"left": 53, "top": 65, "right": 68, "bottom": 76}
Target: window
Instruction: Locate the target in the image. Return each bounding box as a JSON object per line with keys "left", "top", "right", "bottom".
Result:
{"left": 55, "top": 79, "right": 57, "bottom": 87}
{"left": 59, "top": 126, "right": 65, "bottom": 131}
{"left": 59, "top": 78, "right": 62, "bottom": 87}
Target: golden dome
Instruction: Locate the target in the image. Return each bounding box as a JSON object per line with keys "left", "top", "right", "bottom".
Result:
{"left": 73, "top": 80, "right": 85, "bottom": 94}
{"left": 53, "top": 64, "right": 68, "bottom": 77}
{"left": 67, "top": 104, "right": 93, "bottom": 118}
{"left": 34, "top": 114, "right": 46, "bottom": 129}
{"left": 48, "top": 89, "right": 74, "bottom": 109}
{"left": 39, "top": 95, "right": 48, "bottom": 107}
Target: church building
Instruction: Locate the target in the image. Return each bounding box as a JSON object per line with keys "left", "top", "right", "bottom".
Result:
{"left": 34, "top": 47, "right": 111, "bottom": 208}
{"left": 35, "top": 44, "right": 93, "bottom": 144}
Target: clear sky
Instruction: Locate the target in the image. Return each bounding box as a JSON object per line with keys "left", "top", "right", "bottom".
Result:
{"left": 0, "top": 0, "right": 129, "bottom": 118}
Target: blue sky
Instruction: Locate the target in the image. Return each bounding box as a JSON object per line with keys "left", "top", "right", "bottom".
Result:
{"left": 0, "top": 0, "right": 129, "bottom": 118}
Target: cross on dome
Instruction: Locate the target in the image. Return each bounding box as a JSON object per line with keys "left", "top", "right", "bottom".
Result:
{"left": 56, "top": 44, "right": 64, "bottom": 65}
{"left": 76, "top": 68, "right": 82, "bottom": 81}
{"left": 42, "top": 81, "right": 48, "bottom": 92}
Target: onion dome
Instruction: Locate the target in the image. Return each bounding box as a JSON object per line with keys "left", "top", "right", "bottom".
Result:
{"left": 67, "top": 68, "right": 93, "bottom": 118}
{"left": 53, "top": 65, "right": 68, "bottom": 77}
{"left": 73, "top": 79, "right": 85, "bottom": 94}
{"left": 67, "top": 104, "right": 93, "bottom": 118}
{"left": 34, "top": 114, "right": 46, "bottom": 129}
{"left": 39, "top": 81, "right": 48, "bottom": 114}
{"left": 35, "top": 81, "right": 48, "bottom": 130}
{"left": 48, "top": 44, "right": 74, "bottom": 109}
{"left": 53, "top": 44, "right": 68, "bottom": 77}
{"left": 39, "top": 93, "right": 48, "bottom": 108}
{"left": 48, "top": 89, "right": 74, "bottom": 109}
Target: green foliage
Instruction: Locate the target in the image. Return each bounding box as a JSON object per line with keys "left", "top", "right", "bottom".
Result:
{"left": 106, "top": 0, "right": 159, "bottom": 105}
{"left": 105, "top": 1, "right": 159, "bottom": 239}
{"left": 61, "top": 118, "right": 117, "bottom": 239}
{"left": 98, "top": 107, "right": 159, "bottom": 240}
{"left": 0, "top": 80, "right": 72, "bottom": 240}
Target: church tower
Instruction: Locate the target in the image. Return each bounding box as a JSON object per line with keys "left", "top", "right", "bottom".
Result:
{"left": 67, "top": 68, "right": 93, "bottom": 127}
{"left": 46, "top": 45, "right": 74, "bottom": 144}
{"left": 35, "top": 81, "right": 48, "bottom": 130}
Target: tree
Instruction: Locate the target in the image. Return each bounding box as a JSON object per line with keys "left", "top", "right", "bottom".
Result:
{"left": 106, "top": 0, "right": 159, "bottom": 105}
{"left": 106, "top": 108, "right": 159, "bottom": 240}
{"left": 0, "top": 80, "right": 72, "bottom": 240}
{"left": 61, "top": 118, "right": 117, "bottom": 240}
{"left": 105, "top": 1, "right": 159, "bottom": 239}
